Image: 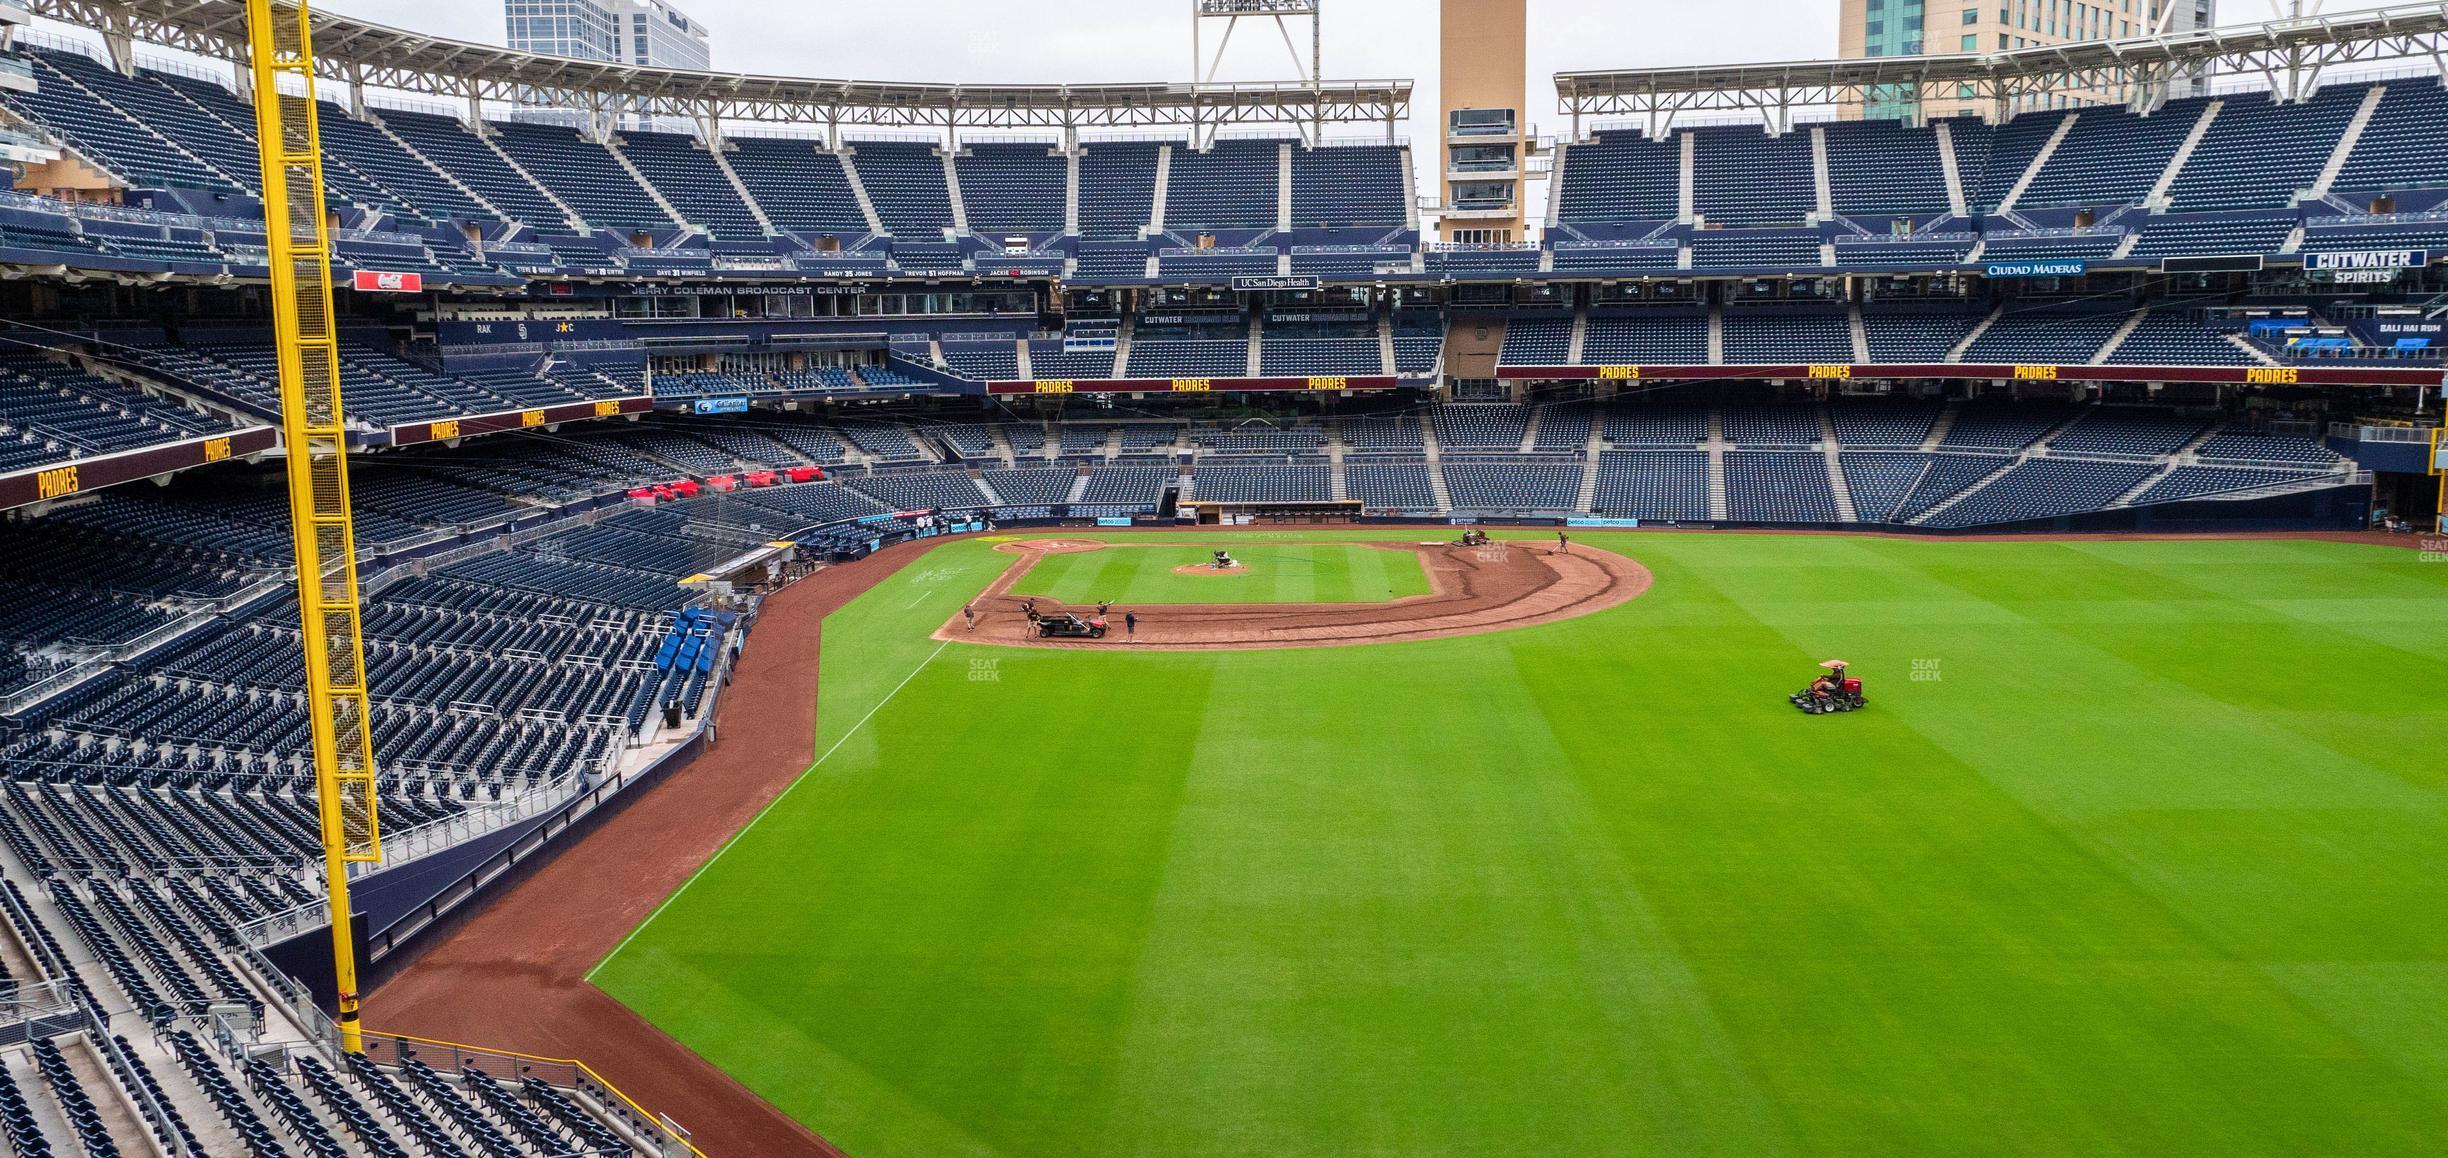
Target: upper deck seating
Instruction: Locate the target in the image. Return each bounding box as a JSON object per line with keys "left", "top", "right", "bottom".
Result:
{"left": 1826, "top": 119, "right": 1954, "bottom": 219}
{"left": 849, "top": 140, "right": 956, "bottom": 237}
{"left": 1078, "top": 141, "right": 1165, "bottom": 239}
{"left": 492, "top": 121, "right": 675, "bottom": 232}
{"left": 1165, "top": 139, "right": 1283, "bottom": 231}
{"left": 957, "top": 142, "right": 1067, "bottom": 236}
{"left": 2014, "top": 100, "right": 2208, "bottom": 210}
{"left": 2168, "top": 87, "right": 2369, "bottom": 211}
{"left": 382, "top": 109, "right": 572, "bottom": 229}
{"left": 620, "top": 131, "right": 764, "bottom": 240}
{"left": 1693, "top": 126, "right": 1814, "bottom": 227}
{"left": 2333, "top": 77, "right": 2448, "bottom": 196}
{"left": 726, "top": 137, "right": 872, "bottom": 237}
{"left": 1553, "top": 130, "right": 1681, "bottom": 225}
{"left": 1289, "top": 144, "right": 1408, "bottom": 229}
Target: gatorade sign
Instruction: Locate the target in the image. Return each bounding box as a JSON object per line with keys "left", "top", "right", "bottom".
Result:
{"left": 352, "top": 270, "right": 425, "bottom": 293}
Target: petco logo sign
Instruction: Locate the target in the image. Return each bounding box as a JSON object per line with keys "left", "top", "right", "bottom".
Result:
{"left": 2304, "top": 250, "right": 2429, "bottom": 272}
{"left": 352, "top": 270, "right": 425, "bottom": 293}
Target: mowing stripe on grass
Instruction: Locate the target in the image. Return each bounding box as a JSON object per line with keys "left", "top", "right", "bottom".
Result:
{"left": 586, "top": 638, "right": 952, "bottom": 979}
{"left": 596, "top": 534, "right": 2448, "bottom": 1156}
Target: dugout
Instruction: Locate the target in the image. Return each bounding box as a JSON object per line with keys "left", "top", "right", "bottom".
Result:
{"left": 1176, "top": 499, "right": 1364, "bottom": 526}
{"left": 680, "top": 541, "right": 802, "bottom": 602}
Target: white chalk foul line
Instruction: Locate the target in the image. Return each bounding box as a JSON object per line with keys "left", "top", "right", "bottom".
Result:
{"left": 587, "top": 639, "right": 952, "bottom": 979}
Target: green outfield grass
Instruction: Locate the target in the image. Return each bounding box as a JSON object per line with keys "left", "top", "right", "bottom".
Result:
{"left": 593, "top": 531, "right": 2448, "bottom": 1157}
{"left": 1006, "top": 541, "right": 1432, "bottom": 605}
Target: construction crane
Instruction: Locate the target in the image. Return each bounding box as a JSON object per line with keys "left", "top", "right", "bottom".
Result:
{"left": 242, "top": 0, "right": 382, "bottom": 1055}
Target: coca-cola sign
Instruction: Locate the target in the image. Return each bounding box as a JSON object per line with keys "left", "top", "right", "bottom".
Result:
{"left": 352, "top": 270, "right": 425, "bottom": 293}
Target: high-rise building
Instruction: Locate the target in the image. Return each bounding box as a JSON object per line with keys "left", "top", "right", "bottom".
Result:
{"left": 505, "top": 0, "right": 711, "bottom": 126}
{"left": 1841, "top": 0, "right": 2216, "bottom": 121}
{"left": 1439, "top": 0, "right": 1531, "bottom": 244}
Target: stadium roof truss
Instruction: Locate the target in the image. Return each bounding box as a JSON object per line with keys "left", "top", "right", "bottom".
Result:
{"left": 24, "top": 0, "right": 1410, "bottom": 144}
{"left": 1555, "top": 1, "right": 2448, "bottom": 135}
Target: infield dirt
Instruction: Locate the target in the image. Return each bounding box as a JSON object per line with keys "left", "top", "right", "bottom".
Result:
{"left": 941, "top": 537, "right": 1654, "bottom": 650}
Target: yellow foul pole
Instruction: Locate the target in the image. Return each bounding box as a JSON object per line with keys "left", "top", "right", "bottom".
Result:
{"left": 2433, "top": 425, "right": 2444, "bottom": 536}
{"left": 243, "top": 0, "right": 383, "bottom": 1054}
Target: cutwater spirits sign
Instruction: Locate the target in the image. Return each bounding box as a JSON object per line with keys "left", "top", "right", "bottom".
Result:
{"left": 2304, "top": 250, "right": 2429, "bottom": 271}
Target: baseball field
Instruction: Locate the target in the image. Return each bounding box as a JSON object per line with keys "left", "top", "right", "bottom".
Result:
{"left": 589, "top": 530, "right": 2448, "bottom": 1156}
{"left": 1007, "top": 541, "right": 1433, "bottom": 604}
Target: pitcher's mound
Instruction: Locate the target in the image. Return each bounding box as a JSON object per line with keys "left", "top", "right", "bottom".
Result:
{"left": 1170, "top": 562, "right": 1251, "bottom": 576}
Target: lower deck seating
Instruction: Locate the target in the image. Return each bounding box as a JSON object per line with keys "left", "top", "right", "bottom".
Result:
{"left": 1724, "top": 452, "right": 1839, "bottom": 521}
{"left": 2138, "top": 465, "right": 2331, "bottom": 503}
{"left": 1081, "top": 466, "right": 1175, "bottom": 506}
{"left": 1191, "top": 463, "right": 1332, "bottom": 503}
{"left": 1345, "top": 461, "right": 1436, "bottom": 510}
{"left": 1863, "top": 307, "right": 1989, "bottom": 362}
{"left": 1441, "top": 459, "right": 1582, "bottom": 512}
{"left": 1963, "top": 306, "right": 2132, "bottom": 365}
{"left": 984, "top": 468, "right": 1077, "bottom": 506}
{"left": 1582, "top": 311, "right": 1710, "bottom": 364}
{"left": 1922, "top": 458, "right": 2159, "bottom": 528}
{"left": 850, "top": 471, "right": 989, "bottom": 511}
{"left": 1433, "top": 405, "right": 1532, "bottom": 450}
{"left": 1592, "top": 452, "right": 1709, "bottom": 521}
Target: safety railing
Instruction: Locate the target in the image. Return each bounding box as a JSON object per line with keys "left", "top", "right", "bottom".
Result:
{"left": 0, "top": 189, "right": 260, "bottom": 234}
{"left": 1551, "top": 239, "right": 1680, "bottom": 251}
{"left": 229, "top": 942, "right": 692, "bottom": 1153}
{"left": 0, "top": 661, "right": 106, "bottom": 719}
{"left": 0, "top": 979, "right": 87, "bottom": 1046}
{"left": 2335, "top": 422, "right": 2439, "bottom": 443}
{"left": 339, "top": 771, "right": 588, "bottom": 881}
{"left": 2188, "top": 456, "right": 2357, "bottom": 471}
{"left": 1836, "top": 232, "right": 1980, "bottom": 245}
{"left": 358, "top": 1032, "right": 704, "bottom": 1157}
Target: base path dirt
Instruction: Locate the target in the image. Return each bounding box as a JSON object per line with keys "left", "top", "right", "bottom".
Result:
{"left": 367, "top": 538, "right": 980, "bottom": 1158}
{"left": 945, "top": 539, "right": 1654, "bottom": 651}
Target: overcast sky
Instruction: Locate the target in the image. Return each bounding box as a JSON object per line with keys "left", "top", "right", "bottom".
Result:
{"left": 310, "top": 2, "right": 2397, "bottom": 83}
{"left": 300, "top": 0, "right": 2403, "bottom": 138}
{"left": 303, "top": 0, "right": 1852, "bottom": 143}
{"left": 258, "top": 0, "right": 2397, "bottom": 223}
{"left": 26, "top": 0, "right": 2403, "bottom": 220}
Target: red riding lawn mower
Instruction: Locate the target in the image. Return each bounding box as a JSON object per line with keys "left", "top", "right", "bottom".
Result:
{"left": 1791, "top": 660, "right": 1867, "bottom": 715}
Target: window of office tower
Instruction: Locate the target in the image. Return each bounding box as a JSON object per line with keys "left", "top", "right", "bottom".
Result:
{"left": 1863, "top": 0, "right": 1928, "bottom": 55}
{"left": 505, "top": 0, "right": 619, "bottom": 60}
